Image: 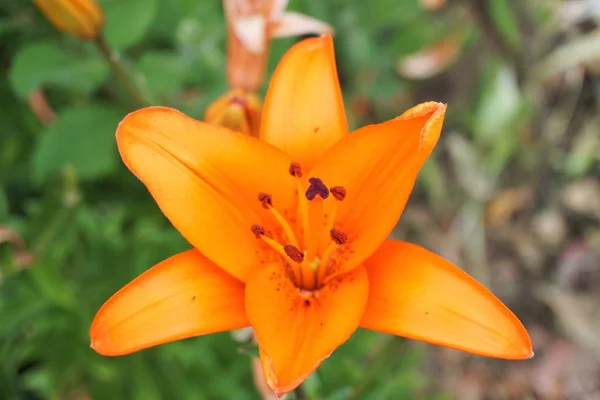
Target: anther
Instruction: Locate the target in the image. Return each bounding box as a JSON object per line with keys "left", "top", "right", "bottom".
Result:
{"left": 258, "top": 193, "right": 272, "bottom": 209}
{"left": 330, "top": 186, "right": 346, "bottom": 201}
{"left": 289, "top": 163, "right": 303, "bottom": 178}
{"left": 330, "top": 228, "right": 348, "bottom": 245}
{"left": 306, "top": 177, "right": 329, "bottom": 200}
{"left": 251, "top": 224, "right": 265, "bottom": 239}
{"left": 284, "top": 244, "right": 304, "bottom": 263}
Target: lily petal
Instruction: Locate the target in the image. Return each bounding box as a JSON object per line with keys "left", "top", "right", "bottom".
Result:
{"left": 269, "top": 0, "right": 289, "bottom": 21}
{"left": 360, "top": 240, "right": 533, "bottom": 359}
{"left": 246, "top": 263, "right": 369, "bottom": 395}
{"left": 311, "top": 102, "right": 446, "bottom": 279}
{"left": 90, "top": 250, "right": 249, "bottom": 356}
{"left": 260, "top": 35, "right": 348, "bottom": 171}
{"left": 271, "top": 12, "right": 334, "bottom": 39}
{"left": 234, "top": 15, "right": 267, "bottom": 54}
{"left": 117, "top": 106, "right": 296, "bottom": 281}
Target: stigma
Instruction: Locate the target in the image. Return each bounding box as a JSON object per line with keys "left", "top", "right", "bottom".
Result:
{"left": 250, "top": 163, "right": 347, "bottom": 290}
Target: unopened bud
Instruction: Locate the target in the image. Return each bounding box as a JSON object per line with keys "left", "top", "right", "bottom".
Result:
{"left": 34, "top": 0, "right": 104, "bottom": 40}
{"left": 205, "top": 89, "right": 262, "bottom": 137}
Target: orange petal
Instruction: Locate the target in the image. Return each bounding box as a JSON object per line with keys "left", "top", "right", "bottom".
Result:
{"left": 246, "top": 263, "right": 369, "bottom": 395}
{"left": 311, "top": 102, "right": 446, "bottom": 279}
{"left": 117, "top": 106, "right": 297, "bottom": 281}
{"left": 90, "top": 249, "right": 249, "bottom": 356}
{"left": 260, "top": 35, "right": 348, "bottom": 171}
{"left": 361, "top": 240, "right": 533, "bottom": 359}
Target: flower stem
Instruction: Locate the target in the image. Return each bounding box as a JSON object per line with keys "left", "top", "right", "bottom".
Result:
{"left": 95, "top": 36, "right": 148, "bottom": 109}
{"left": 293, "top": 385, "right": 307, "bottom": 399}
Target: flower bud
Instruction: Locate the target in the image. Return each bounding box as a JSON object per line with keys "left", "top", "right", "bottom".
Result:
{"left": 205, "top": 89, "right": 262, "bottom": 137}
{"left": 34, "top": 0, "right": 104, "bottom": 40}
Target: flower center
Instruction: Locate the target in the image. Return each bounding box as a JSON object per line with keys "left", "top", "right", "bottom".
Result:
{"left": 251, "top": 163, "right": 347, "bottom": 290}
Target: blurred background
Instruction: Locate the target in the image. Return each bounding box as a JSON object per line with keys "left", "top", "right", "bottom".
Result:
{"left": 1, "top": 0, "right": 600, "bottom": 399}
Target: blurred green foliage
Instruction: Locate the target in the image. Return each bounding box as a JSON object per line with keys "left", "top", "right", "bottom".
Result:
{"left": 0, "top": 0, "right": 459, "bottom": 398}
{"left": 1, "top": 0, "right": 596, "bottom": 399}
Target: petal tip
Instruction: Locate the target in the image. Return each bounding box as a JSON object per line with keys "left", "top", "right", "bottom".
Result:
{"left": 116, "top": 106, "right": 180, "bottom": 140}
{"left": 390, "top": 101, "right": 447, "bottom": 164}
{"left": 89, "top": 324, "right": 112, "bottom": 356}
{"left": 295, "top": 33, "right": 333, "bottom": 52}
{"left": 410, "top": 102, "right": 447, "bottom": 163}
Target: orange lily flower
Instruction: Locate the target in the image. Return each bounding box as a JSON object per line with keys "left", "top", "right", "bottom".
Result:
{"left": 90, "top": 35, "right": 532, "bottom": 396}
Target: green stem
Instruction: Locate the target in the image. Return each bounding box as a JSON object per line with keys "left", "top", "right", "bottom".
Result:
{"left": 293, "top": 384, "right": 307, "bottom": 400}
{"left": 95, "top": 36, "right": 148, "bottom": 109}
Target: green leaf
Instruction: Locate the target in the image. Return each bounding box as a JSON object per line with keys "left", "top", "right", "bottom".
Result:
{"left": 102, "top": 0, "right": 158, "bottom": 51}
{"left": 564, "top": 117, "right": 600, "bottom": 178}
{"left": 8, "top": 42, "right": 109, "bottom": 98}
{"left": 0, "top": 187, "right": 7, "bottom": 220}
{"left": 138, "top": 51, "right": 185, "bottom": 99}
{"left": 488, "top": 0, "right": 521, "bottom": 50}
{"left": 32, "top": 105, "right": 123, "bottom": 183}
{"left": 473, "top": 63, "right": 522, "bottom": 142}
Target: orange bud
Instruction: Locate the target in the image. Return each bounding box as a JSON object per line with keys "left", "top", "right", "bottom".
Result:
{"left": 204, "top": 89, "right": 262, "bottom": 137}
{"left": 34, "top": 0, "right": 104, "bottom": 40}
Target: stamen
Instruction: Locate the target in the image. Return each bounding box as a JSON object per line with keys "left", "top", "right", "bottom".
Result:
{"left": 330, "top": 228, "right": 348, "bottom": 245}
{"left": 256, "top": 192, "right": 299, "bottom": 247}
{"left": 284, "top": 244, "right": 304, "bottom": 263}
{"left": 306, "top": 177, "right": 329, "bottom": 200}
{"left": 330, "top": 186, "right": 346, "bottom": 201}
{"left": 253, "top": 230, "right": 303, "bottom": 286}
{"left": 296, "top": 180, "right": 310, "bottom": 246}
{"left": 258, "top": 193, "right": 272, "bottom": 209}
{"left": 322, "top": 186, "right": 347, "bottom": 250}
{"left": 256, "top": 231, "right": 292, "bottom": 260}
{"left": 251, "top": 224, "right": 265, "bottom": 238}
{"left": 289, "top": 162, "right": 303, "bottom": 177}
{"left": 316, "top": 241, "right": 336, "bottom": 287}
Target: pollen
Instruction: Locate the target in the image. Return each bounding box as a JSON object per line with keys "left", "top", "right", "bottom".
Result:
{"left": 258, "top": 192, "right": 273, "bottom": 209}
{"left": 251, "top": 224, "right": 265, "bottom": 238}
{"left": 306, "top": 177, "right": 329, "bottom": 200}
{"left": 284, "top": 244, "right": 304, "bottom": 263}
{"left": 331, "top": 186, "right": 346, "bottom": 201}
{"left": 289, "top": 162, "right": 303, "bottom": 177}
{"left": 330, "top": 228, "right": 348, "bottom": 245}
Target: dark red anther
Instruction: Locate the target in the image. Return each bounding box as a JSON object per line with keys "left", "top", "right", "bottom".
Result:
{"left": 330, "top": 228, "right": 348, "bottom": 245}
{"left": 330, "top": 186, "right": 346, "bottom": 201}
{"left": 305, "top": 177, "right": 329, "bottom": 200}
{"left": 289, "top": 162, "right": 303, "bottom": 178}
{"left": 284, "top": 244, "right": 304, "bottom": 263}
{"left": 251, "top": 224, "right": 265, "bottom": 239}
{"left": 258, "top": 192, "right": 272, "bottom": 209}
